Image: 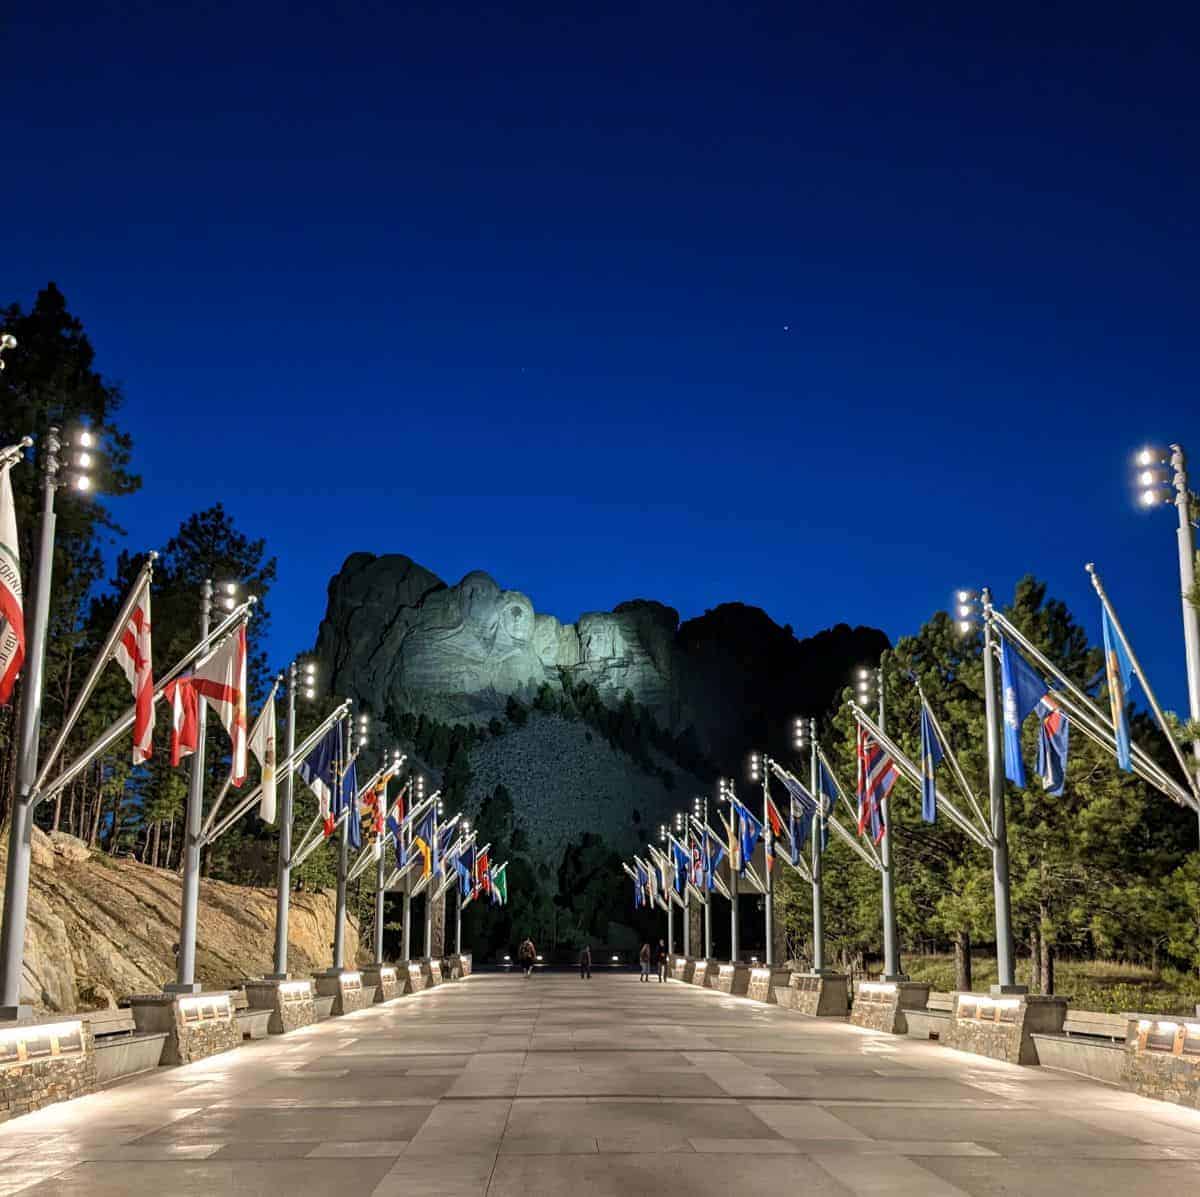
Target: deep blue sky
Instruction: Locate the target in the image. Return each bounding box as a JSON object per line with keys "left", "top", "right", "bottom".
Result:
{"left": 4, "top": 3, "right": 1198, "bottom": 711}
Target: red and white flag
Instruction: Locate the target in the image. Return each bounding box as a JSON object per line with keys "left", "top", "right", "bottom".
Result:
{"left": 193, "top": 625, "right": 248, "bottom": 785}
{"left": 0, "top": 464, "right": 24, "bottom": 706}
{"left": 114, "top": 578, "right": 155, "bottom": 762}
{"left": 248, "top": 690, "right": 277, "bottom": 823}
{"left": 163, "top": 677, "right": 199, "bottom": 766}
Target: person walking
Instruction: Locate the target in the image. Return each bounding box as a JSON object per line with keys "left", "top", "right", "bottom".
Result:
{"left": 518, "top": 937, "right": 536, "bottom": 978}
{"left": 656, "top": 938, "right": 669, "bottom": 982}
{"left": 579, "top": 943, "right": 592, "bottom": 980}
{"left": 639, "top": 942, "right": 651, "bottom": 982}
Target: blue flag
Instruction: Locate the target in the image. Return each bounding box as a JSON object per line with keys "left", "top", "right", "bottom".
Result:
{"left": 298, "top": 722, "right": 341, "bottom": 829}
{"left": 919, "top": 703, "right": 943, "bottom": 824}
{"left": 1101, "top": 604, "right": 1134, "bottom": 772}
{"left": 386, "top": 813, "right": 405, "bottom": 870}
{"left": 731, "top": 798, "right": 763, "bottom": 875}
{"left": 412, "top": 809, "right": 435, "bottom": 878}
{"left": 635, "top": 861, "right": 648, "bottom": 908}
{"left": 777, "top": 772, "right": 816, "bottom": 864}
{"left": 705, "top": 832, "right": 725, "bottom": 890}
{"left": 817, "top": 762, "right": 836, "bottom": 851}
{"left": 671, "top": 841, "right": 689, "bottom": 893}
{"left": 457, "top": 845, "right": 475, "bottom": 897}
{"left": 1036, "top": 695, "right": 1070, "bottom": 796}
{"left": 339, "top": 759, "right": 361, "bottom": 850}
{"left": 1000, "top": 637, "right": 1047, "bottom": 788}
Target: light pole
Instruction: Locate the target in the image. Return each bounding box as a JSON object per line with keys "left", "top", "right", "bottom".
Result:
{"left": 374, "top": 747, "right": 403, "bottom": 965}
{"left": 747, "top": 751, "right": 774, "bottom": 964}
{"left": 425, "top": 793, "right": 443, "bottom": 961}
{"left": 791, "top": 716, "right": 830, "bottom": 974}
{"left": 331, "top": 709, "right": 367, "bottom": 973}
{"left": 692, "top": 794, "right": 711, "bottom": 958}
{"left": 402, "top": 772, "right": 424, "bottom": 960}
{"left": 455, "top": 817, "right": 471, "bottom": 956}
{"left": 960, "top": 589, "right": 1020, "bottom": 992}
{"left": 1136, "top": 445, "right": 1200, "bottom": 824}
{"left": 858, "top": 662, "right": 903, "bottom": 980}
{"left": 658, "top": 821, "right": 675, "bottom": 954}
{"left": 270, "top": 656, "right": 317, "bottom": 978}
{"left": 0, "top": 425, "right": 93, "bottom": 1017}
{"left": 170, "top": 577, "right": 241, "bottom": 994}
{"left": 718, "top": 777, "right": 738, "bottom": 962}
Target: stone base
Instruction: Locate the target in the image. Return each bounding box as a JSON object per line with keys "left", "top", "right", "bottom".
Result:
{"left": 849, "top": 981, "right": 930, "bottom": 1035}
{"left": 361, "top": 966, "right": 401, "bottom": 1003}
{"left": 714, "top": 963, "right": 752, "bottom": 996}
{"left": 942, "top": 993, "right": 1066, "bottom": 1065}
{"left": 670, "top": 955, "right": 696, "bottom": 983}
{"left": 405, "top": 961, "right": 427, "bottom": 993}
{"left": 460, "top": 953, "right": 472, "bottom": 977}
{"left": 441, "top": 956, "right": 461, "bottom": 980}
{"left": 314, "top": 970, "right": 371, "bottom": 1016}
{"left": 421, "top": 958, "right": 443, "bottom": 987}
{"left": 782, "top": 973, "right": 850, "bottom": 1017}
{"left": 691, "top": 959, "right": 717, "bottom": 988}
{"left": 0, "top": 1016, "right": 96, "bottom": 1122}
{"left": 128, "top": 991, "right": 241, "bottom": 1066}
{"left": 747, "top": 966, "right": 792, "bottom": 1004}
{"left": 1121, "top": 1014, "right": 1200, "bottom": 1109}
{"left": 244, "top": 978, "right": 316, "bottom": 1035}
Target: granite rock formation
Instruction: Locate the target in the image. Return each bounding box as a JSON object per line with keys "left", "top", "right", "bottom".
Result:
{"left": 316, "top": 553, "right": 889, "bottom": 763}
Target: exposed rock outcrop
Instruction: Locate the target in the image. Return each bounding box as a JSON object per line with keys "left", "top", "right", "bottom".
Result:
{"left": 315, "top": 553, "right": 890, "bottom": 762}
{"left": 2, "top": 828, "right": 356, "bottom": 1013}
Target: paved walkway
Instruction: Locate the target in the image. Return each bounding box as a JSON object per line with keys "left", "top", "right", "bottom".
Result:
{"left": 2, "top": 974, "right": 1200, "bottom": 1194}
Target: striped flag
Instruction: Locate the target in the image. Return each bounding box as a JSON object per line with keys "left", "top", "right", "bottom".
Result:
{"left": 0, "top": 463, "right": 24, "bottom": 706}
{"left": 856, "top": 724, "right": 897, "bottom": 844}
{"left": 192, "top": 625, "right": 248, "bottom": 785}
{"left": 114, "top": 578, "right": 155, "bottom": 763}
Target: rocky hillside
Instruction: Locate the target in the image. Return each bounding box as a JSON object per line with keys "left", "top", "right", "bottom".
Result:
{"left": 3, "top": 828, "right": 356, "bottom": 1013}
{"left": 315, "top": 552, "right": 889, "bottom": 764}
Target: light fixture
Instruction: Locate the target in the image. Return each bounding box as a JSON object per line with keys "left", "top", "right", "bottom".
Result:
{"left": 73, "top": 475, "right": 91, "bottom": 492}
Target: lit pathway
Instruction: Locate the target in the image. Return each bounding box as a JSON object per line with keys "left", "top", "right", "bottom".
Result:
{"left": 4, "top": 973, "right": 1200, "bottom": 1194}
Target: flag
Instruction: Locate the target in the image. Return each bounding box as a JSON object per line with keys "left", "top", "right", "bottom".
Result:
{"left": 764, "top": 795, "right": 785, "bottom": 874}
{"left": 1000, "top": 636, "right": 1048, "bottom": 787}
{"left": 776, "top": 773, "right": 815, "bottom": 864}
{"left": 299, "top": 721, "right": 341, "bottom": 835}
{"left": 362, "top": 786, "right": 385, "bottom": 836}
{"left": 1101, "top": 604, "right": 1134, "bottom": 772}
{"left": 635, "top": 861, "right": 649, "bottom": 908}
{"left": 114, "top": 578, "right": 155, "bottom": 763}
{"left": 817, "top": 761, "right": 836, "bottom": 850}
{"left": 476, "top": 847, "right": 491, "bottom": 897}
{"left": 412, "top": 808, "right": 434, "bottom": 877}
{"left": 704, "top": 829, "right": 725, "bottom": 890}
{"left": 919, "top": 703, "right": 943, "bottom": 824}
{"left": 492, "top": 862, "right": 508, "bottom": 905}
{"left": 690, "top": 836, "right": 703, "bottom": 887}
{"left": 437, "top": 822, "right": 457, "bottom": 877}
{"left": 192, "top": 625, "right": 248, "bottom": 785}
{"left": 856, "top": 724, "right": 896, "bottom": 844}
{"left": 340, "top": 758, "right": 360, "bottom": 850}
{"left": 671, "top": 840, "right": 689, "bottom": 893}
{"left": 0, "top": 463, "right": 24, "bottom": 707}
{"left": 1036, "top": 694, "right": 1070, "bottom": 796}
{"left": 385, "top": 813, "right": 405, "bottom": 870}
{"left": 162, "top": 676, "right": 199, "bottom": 766}
{"left": 248, "top": 691, "right": 277, "bottom": 823}
{"left": 458, "top": 845, "right": 475, "bottom": 897}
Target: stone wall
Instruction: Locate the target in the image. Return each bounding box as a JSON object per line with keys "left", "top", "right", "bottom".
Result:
{"left": 0, "top": 1019, "right": 96, "bottom": 1122}
{"left": 746, "top": 967, "right": 791, "bottom": 1005}
{"left": 849, "top": 982, "right": 930, "bottom": 1035}
{"left": 714, "top": 964, "right": 751, "bottom": 996}
{"left": 244, "top": 979, "right": 316, "bottom": 1035}
{"left": 942, "top": 994, "right": 1066, "bottom": 1066}
{"left": 129, "top": 993, "right": 241, "bottom": 1067}
{"left": 787, "top": 973, "right": 849, "bottom": 1018}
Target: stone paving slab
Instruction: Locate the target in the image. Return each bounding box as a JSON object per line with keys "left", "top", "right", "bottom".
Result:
{"left": 2, "top": 973, "right": 1200, "bottom": 1194}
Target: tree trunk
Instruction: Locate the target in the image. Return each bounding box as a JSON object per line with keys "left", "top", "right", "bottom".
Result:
{"left": 166, "top": 818, "right": 175, "bottom": 870}
{"left": 1040, "top": 927, "right": 1054, "bottom": 996}
{"left": 1029, "top": 928, "right": 1042, "bottom": 993}
{"left": 954, "top": 931, "right": 972, "bottom": 992}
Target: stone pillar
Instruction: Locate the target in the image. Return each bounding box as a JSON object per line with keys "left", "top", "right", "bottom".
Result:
{"left": 688, "top": 907, "right": 703, "bottom": 958}
{"left": 0, "top": 1015, "right": 96, "bottom": 1120}
{"left": 313, "top": 969, "right": 371, "bottom": 1016}
{"left": 747, "top": 966, "right": 792, "bottom": 1005}
{"left": 943, "top": 992, "right": 1067, "bottom": 1065}
{"left": 361, "top": 965, "right": 401, "bottom": 1003}
{"left": 849, "top": 981, "right": 930, "bottom": 1035}
{"left": 714, "top": 962, "right": 752, "bottom": 996}
{"left": 429, "top": 891, "right": 446, "bottom": 959}
{"left": 784, "top": 972, "right": 849, "bottom": 1017}
{"left": 244, "top": 978, "right": 316, "bottom": 1034}
{"left": 128, "top": 992, "right": 241, "bottom": 1065}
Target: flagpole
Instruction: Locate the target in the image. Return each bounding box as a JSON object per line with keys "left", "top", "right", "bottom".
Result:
{"left": 810, "top": 719, "right": 828, "bottom": 975}
{"left": 270, "top": 660, "right": 300, "bottom": 977}
{"left": 874, "top": 662, "right": 904, "bottom": 981}
{"left": 424, "top": 803, "right": 437, "bottom": 961}
{"left": 331, "top": 714, "right": 352, "bottom": 973}
{"left": 981, "top": 589, "right": 1020, "bottom": 992}
{"left": 0, "top": 429, "right": 61, "bottom": 1017}
{"left": 167, "top": 578, "right": 213, "bottom": 995}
